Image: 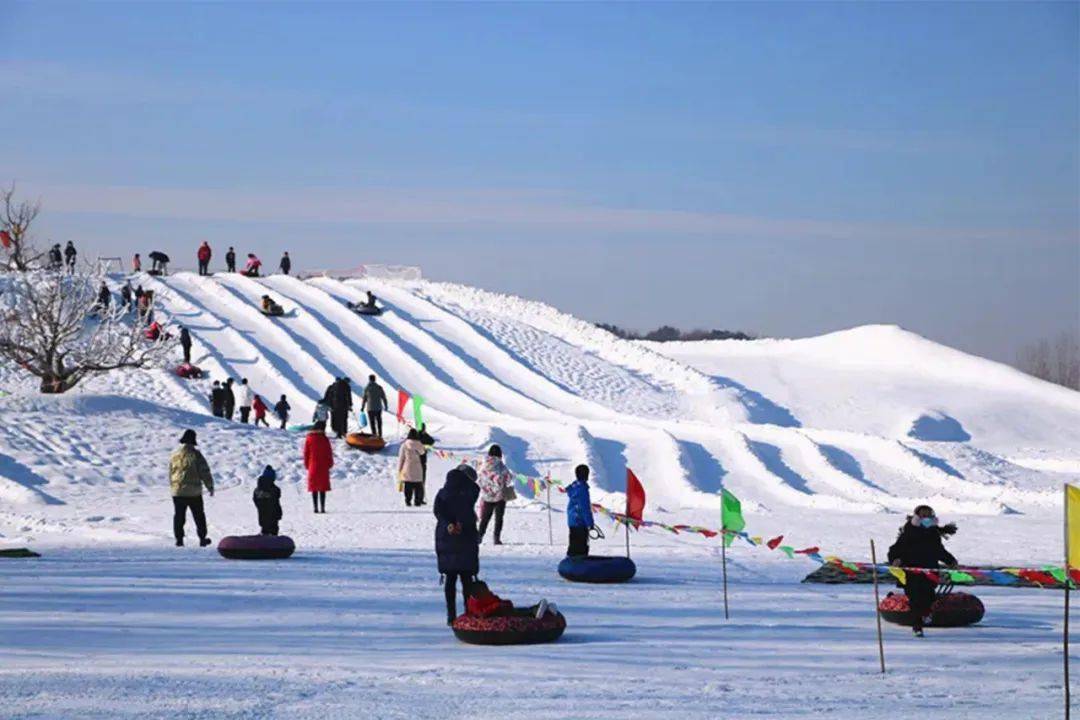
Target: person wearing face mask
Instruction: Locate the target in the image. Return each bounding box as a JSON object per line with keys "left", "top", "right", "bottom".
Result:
{"left": 887, "top": 505, "right": 958, "bottom": 636}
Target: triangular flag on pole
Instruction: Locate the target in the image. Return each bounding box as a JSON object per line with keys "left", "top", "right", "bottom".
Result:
{"left": 0, "top": 230, "right": 11, "bottom": 249}
{"left": 626, "top": 468, "right": 646, "bottom": 527}
{"left": 396, "top": 389, "right": 410, "bottom": 423}
{"left": 412, "top": 395, "right": 425, "bottom": 429}
{"left": 721, "top": 489, "right": 745, "bottom": 547}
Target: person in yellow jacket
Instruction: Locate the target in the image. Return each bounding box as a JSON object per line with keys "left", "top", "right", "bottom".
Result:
{"left": 170, "top": 429, "right": 215, "bottom": 547}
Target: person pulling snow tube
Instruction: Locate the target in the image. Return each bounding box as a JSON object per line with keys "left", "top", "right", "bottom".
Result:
{"left": 345, "top": 432, "right": 386, "bottom": 453}
{"left": 452, "top": 611, "right": 567, "bottom": 645}
{"left": 879, "top": 590, "right": 984, "bottom": 627}
{"left": 217, "top": 534, "right": 295, "bottom": 560}
{"left": 557, "top": 555, "right": 636, "bottom": 584}
{"left": 175, "top": 363, "right": 203, "bottom": 379}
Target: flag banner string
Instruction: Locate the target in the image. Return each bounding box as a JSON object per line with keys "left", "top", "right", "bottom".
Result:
{"left": 428, "top": 446, "right": 1079, "bottom": 588}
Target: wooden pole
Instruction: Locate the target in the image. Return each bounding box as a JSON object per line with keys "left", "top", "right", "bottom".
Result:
{"left": 870, "top": 539, "right": 886, "bottom": 675}
{"left": 546, "top": 483, "right": 553, "bottom": 546}
{"left": 1065, "top": 484, "right": 1071, "bottom": 720}
{"left": 721, "top": 524, "right": 730, "bottom": 620}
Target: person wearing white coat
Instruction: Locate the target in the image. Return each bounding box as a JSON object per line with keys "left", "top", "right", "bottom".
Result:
{"left": 237, "top": 378, "right": 254, "bottom": 424}
{"left": 397, "top": 429, "right": 426, "bottom": 507}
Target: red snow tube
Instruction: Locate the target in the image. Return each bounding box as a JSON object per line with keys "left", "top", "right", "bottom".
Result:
{"left": 879, "top": 591, "right": 985, "bottom": 627}
{"left": 175, "top": 363, "right": 203, "bottom": 379}
{"left": 452, "top": 611, "right": 566, "bottom": 645}
{"left": 346, "top": 432, "right": 386, "bottom": 453}
{"left": 217, "top": 535, "right": 295, "bottom": 560}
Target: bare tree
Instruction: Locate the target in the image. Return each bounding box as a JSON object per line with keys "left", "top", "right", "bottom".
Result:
{"left": 1017, "top": 331, "right": 1080, "bottom": 391}
{"left": 1, "top": 183, "right": 44, "bottom": 272}
{"left": 0, "top": 269, "right": 175, "bottom": 393}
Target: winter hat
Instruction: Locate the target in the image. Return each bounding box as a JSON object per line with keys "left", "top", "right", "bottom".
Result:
{"left": 258, "top": 465, "right": 276, "bottom": 483}
{"left": 179, "top": 429, "right": 197, "bottom": 446}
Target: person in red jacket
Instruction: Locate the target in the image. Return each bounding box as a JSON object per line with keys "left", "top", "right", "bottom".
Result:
{"left": 252, "top": 395, "right": 269, "bottom": 427}
{"left": 303, "top": 421, "right": 333, "bottom": 514}
{"left": 197, "top": 242, "right": 212, "bottom": 276}
{"left": 465, "top": 581, "right": 556, "bottom": 620}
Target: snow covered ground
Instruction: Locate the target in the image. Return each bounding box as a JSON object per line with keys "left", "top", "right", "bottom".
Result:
{"left": 1, "top": 270, "right": 1078, "bottom": 718}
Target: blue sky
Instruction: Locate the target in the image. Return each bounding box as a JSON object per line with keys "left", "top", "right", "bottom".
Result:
{"left": 2, "top": 1, "right": 1076, "bottom": 361}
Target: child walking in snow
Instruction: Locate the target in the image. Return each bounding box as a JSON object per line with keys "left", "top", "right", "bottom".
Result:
{"left": 252, "top": 395, "right": 269, "bottom": 427}
{"left": 252, "top": 466, "right": 282, "bottom": 536}
{"left": 274, "top": 395, "right": 291, "bottom": 429}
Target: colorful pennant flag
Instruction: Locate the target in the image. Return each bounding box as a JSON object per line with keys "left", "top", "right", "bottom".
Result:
{"left": 1067, "top": 484, "right": 1080, "bottom": 570}
{"left": 0, "top": 229, "right": 11, "bottom": 249}
{"left": 396, "top": 389, "right": 410, "bottom": 423}
{"left": 721, "top": 489, "right": 745, "bottom": 547}
{"left": 412, "top": 395, "right": 425, "bottom": 429}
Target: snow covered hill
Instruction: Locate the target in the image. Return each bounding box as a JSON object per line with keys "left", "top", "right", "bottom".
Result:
{"left": 1, "top": 271, "right": 1079, "bottom": 562}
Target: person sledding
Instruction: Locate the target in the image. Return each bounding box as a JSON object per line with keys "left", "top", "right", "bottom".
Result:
{"left": 566, "top": 464, "right": 595, "bottom": 557}
{"left": 888, "top": 505, "right": 958, "bottom": 637}
{"left": 260, "top": 295, "right": 284, "bottom": 316}
{"left": 144, "top": 320, "right": 170, "bottom": 342}
{"left": 243, "top": 253, "right": 262, "bottom": 277}
{"left": 466, "top": 580, "right": 558, "bottom": 621}
{"left": 252, "top": 465, "right": 283, "bottom": 536}
{"left": 346, "top": 291, "right": 382, "bottom": 316}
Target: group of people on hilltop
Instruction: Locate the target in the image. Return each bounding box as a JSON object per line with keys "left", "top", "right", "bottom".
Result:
{"left": 192, "top": 242, "right": 291, "bottom": 277}
{"left": 311, "top": 374, "right": 390, "bottom": 440}
{"left": 46, "top": 241, "right": 78, "bottom": 273}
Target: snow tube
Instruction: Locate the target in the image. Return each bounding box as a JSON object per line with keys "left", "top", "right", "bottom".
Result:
{"left": 217, "top": 535, "right": 295, "bottom": 560}
{"left": 353, "top": 305, "right": 382, "bottom": 316}
{"left": 175, "top": 363, "right": 203, "bottom": 379}
{"left": 879, "top": 591, "right": 985, "bottom": 627}
{"left": 345, "top": 432, "right": 386, "bottom": 453}
{"left": 452, "top": 611, "right": 566, "bottom": 645}
{"left": 557, "top": 555, "right": 636, "bottom": 584}
{"left": 288, "top": 423, "right": 316, "bottom": 433}
{"left": 260, "top": 306, "right": 284, "bottom": 317}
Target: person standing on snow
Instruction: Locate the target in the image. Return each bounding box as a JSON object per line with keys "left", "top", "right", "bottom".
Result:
{"left": 397, "top": 428, "right": 426, "bottom": 507}
{"left": 169, "top": 429, "right": 214, "bottom": 547}
{"left": 48, "top": 244, "right": 62, "bottom": 271}
{"left": 330, "top": 377, "right": 353, "bottom": 439}
{"left": 279, "top": 251, "right": 291, "bottom": 275}
{"left": 477, "top": 444, "right": 514, "bottom": 545}
{"left": 273, "top": 395, "right": 291, "bottom": 429}
{"left": 179, "top": 326, "right": 193, "bottom": 364}
{"left": 360, "top": 374, "right": 387, "bottom": 438}
{"left": 120, "top": 281, "right": 134, "bottom": 313}
{"left": 237, "top": 378, "right": 254, "bottom": 423}
{"left": 434, "top": 467, "right": 481, "bottom": 625}
{"left": 131, "top": 253, "right": 141, "bottom": 273}
{"left": 95, "top": 282, "right": 111, "bottom": 315}
{"left": 312, "top": 398, "right": 330, "bottom": 426}
{"left": 223, "top": 378, "right": 236, "bottom": 421}
{"left": 63, "top": 241, "right": 77, "bottom": 273}
{"left": 566, "top": 464, "right": 595, "bottom": 557}
{"left": 252, "top": 394, "right": 269, "bottom": 427}
{"left": 418, "top": 423, "right": 435, "bottom": 490}
{"left": 252, "top": 465, "right": 282, "bottom": 536}
{"left": 197, "top": 242, "right": 212, "bottom": 276}
{"left": 209, "top": 381, "right": 225, "bottom": 417}
{"left": 888, "top": 505, "right": 958, "bottom": 637}
{"left": 225, "top": 246, "right": 237, "bottom": 273}
{"left": 303, "top": 421, "right": 334, "bottom": 513}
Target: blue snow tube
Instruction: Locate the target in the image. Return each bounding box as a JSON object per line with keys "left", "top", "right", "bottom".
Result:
{"left": 557, "top": 555, "right": 636, "bottom": 584}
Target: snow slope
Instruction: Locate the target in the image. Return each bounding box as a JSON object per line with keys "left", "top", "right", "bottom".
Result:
{"left": 2, "top": 271, "right": 1079, "bottom": 718}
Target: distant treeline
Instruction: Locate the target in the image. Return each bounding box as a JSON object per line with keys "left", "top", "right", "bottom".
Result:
{"left": 597, "top": 323, "right": 756, "bottom": 342}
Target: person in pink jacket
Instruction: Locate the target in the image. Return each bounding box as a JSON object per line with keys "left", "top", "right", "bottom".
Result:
{"left": 243, "top": 253, "right": 262, "bottom": 277}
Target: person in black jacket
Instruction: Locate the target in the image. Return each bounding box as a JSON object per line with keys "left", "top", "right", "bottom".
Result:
{"left": 330, "top": 377, "right": 353, "bottom": 439}
{"left": 225, "top": 246, "right": 237, "bottom": 273}
{"left": 888, "top": 505, "right": 958, "bottom": 636}
{"left": 274, "top": 395, "right": 291, "bottom": 429}
{"left": 64, "top": 241, "right": 77, "bottom": 273}
{"left": 179, "top": 326, "right": 192, "bottom": 364}
{"left": 434, "top": 467, "right": 481, "bottom": 625}
{"left": 279, "top": 252, "right": 291, "bottom": 275}
{"left": 120, "top": 281, "right": 133, "bottom": 313}
{"left": 209, "top": 381, "right": 225, "bottom": 417}
{"left": 222, "top": 378, "right": 236, "bottom": 421}
{"left": 252, "top": 465, "right": 282, "bottom": 536}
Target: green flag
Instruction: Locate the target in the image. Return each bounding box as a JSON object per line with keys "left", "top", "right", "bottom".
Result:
{"left": 721, "top": 489, "right": 745, "bottom": 547}
{"left": 413, "top": 395, "right": 425, "bottom": 429}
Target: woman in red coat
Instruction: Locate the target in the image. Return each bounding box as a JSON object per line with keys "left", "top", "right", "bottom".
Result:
{"left": 303, "top": 421, "right": 333, "bottom": 513}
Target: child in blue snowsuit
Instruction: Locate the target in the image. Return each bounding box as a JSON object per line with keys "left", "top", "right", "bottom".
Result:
{"left": 566, "top": 464, "right": 594, "bottom": 557}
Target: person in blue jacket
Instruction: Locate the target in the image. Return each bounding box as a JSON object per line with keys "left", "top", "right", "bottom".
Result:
{"left": 566, "top": 464, "right": 594, "bottom": 557}
{"left": 434, "top": 466, "right": 481, "bottom": 625}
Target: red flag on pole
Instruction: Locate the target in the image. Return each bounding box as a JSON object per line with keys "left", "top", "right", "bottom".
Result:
{"left": 626, "top": 468, "right": 646, "bottom": 527}
{"left": 0, "top": 230, "right": 11, "bottom": 249}
{"left": 396, "top": 389, "right": 410, "bottom": 423}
